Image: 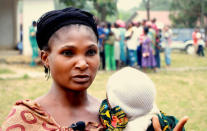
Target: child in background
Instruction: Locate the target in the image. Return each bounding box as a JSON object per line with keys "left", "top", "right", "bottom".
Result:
{"left": 99, "top": 67, "right": 186, "bottom": 131}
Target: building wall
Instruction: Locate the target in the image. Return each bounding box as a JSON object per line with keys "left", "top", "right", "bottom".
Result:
{"left": 22, "top": 0, "right": 54, "bottom": 55}
{"left": 0, "top": 0, "right": 17, "bottom": 49}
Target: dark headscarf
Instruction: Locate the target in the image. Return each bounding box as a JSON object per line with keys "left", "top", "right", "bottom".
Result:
{"left": 36, "top": 7, "right": 98, "bottom": 50}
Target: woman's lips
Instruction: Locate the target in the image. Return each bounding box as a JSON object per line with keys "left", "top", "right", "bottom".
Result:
{"left": 72, "top": 75, "right": 90, "bottom": 83}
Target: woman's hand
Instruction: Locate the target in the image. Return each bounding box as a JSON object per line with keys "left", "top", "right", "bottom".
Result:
{"left": 152, "top": 115, "right": 189, "bottom": 131}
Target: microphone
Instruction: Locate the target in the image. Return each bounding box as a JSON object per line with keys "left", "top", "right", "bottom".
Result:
{"left": 69, "top": 121, "right": 86, "bottom": 131}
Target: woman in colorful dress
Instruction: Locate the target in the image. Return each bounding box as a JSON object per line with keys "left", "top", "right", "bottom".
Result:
{"left": 141, "top": 27, "right": 156, "bottom": 72}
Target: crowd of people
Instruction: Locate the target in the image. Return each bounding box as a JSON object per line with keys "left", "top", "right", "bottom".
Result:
{"left": 97, "top": 18, "right": 172, "bottom": 72}
{"left": 19, "top": 14, "right": 206, "bottom": 70}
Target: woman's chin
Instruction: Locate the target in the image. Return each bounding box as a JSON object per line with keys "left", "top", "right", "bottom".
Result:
{"left": 65, "top": 82, "right": 92, "bottom": 92}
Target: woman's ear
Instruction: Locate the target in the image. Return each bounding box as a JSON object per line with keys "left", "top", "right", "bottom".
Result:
{"left": 41, "top": 50, "right": 49, "bottom": 67}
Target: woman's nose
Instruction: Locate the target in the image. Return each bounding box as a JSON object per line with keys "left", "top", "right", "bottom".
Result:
{"left": 75, "top": 56, "right": 89, "bottom": 70}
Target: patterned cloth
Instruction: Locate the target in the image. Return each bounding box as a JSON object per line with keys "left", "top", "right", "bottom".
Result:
{"left": 99, "top": 99, "right": 128, "bottom": 131}
{"left": 147, "top": 111, "right": 185, "bottom": 131}
{"left": 1, "top": 100, "right": 104, "bottom": 131}
{"left": 99, "top": 99, "right": 185, "bottom": 131}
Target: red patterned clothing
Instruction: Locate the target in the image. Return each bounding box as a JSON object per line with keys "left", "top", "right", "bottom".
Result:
{"left": 1, "top": 100, "right": 104, "bottom": 131}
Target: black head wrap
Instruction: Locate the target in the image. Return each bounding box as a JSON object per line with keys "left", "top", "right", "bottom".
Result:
{"left": 36, "top": 7, "right": 98, "bottom": 50}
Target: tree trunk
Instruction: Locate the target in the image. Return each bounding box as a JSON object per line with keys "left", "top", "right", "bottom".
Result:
{"left": 93, "top": 2, "right": 106, "bottom": 21}
{"left": 146, "top": 0, "right": 150, "bottom": 20}
{"left": 100, "top": 8, "right": 106, "bottom": 21}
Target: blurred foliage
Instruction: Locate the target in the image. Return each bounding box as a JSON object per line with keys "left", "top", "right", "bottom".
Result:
{"left": 117, "top": 10, "right": 132, "bottom": 22}
{"left": 58, "top": 0, "right": 86, "bottom": 8}
{"left": 169, "top": 0, "right": 207, "bottom": 28}
{"left": 137, "top": 0, "right": 172, "bottom": 11}
{"left": 92, "top": 0, "right": 118, "bottom": 21}
{"left": 58, "top": 0, "right": 118, "bottom": 22}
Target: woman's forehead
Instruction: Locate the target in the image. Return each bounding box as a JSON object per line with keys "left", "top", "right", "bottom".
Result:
{"left": 58, "top": 25, "right": 92, "bottom": 34}
{"left": 49, "top": 24, "right": 97, "bottom": 44}
{"left": 57, "top": 25, "right": 96, "bottom": 39}
{"left": 48, "top": 24, "right": 97, "bottom": 48}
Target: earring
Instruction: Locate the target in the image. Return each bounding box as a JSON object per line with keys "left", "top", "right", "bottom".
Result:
{"left": 44, "top": 65, "right": 50, "bottom": 80}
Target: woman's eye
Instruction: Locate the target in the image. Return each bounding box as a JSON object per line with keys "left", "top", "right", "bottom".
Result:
{"left": 86, "top": 49, "right": 97, "bottom": 56}
{"left": 62, "top": 50, "right": 73, "bottom": 56}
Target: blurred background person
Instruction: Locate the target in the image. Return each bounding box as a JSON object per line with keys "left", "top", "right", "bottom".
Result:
{"left": 155, "top": 29, "right": 162, "bottom": 68}
{"left": 135, "top": 21, "right": 144, "bottom": 68}
{"left": 29, "top": 21, "right": 38, "bottom": 66}
{"left": 97, "top": 22, "right": 106, "bottom": 70}
{"left": 162, "top": 25, "right": 172, "bottom": 67}
{"left": 125, "top": 22, "right": 139, "bottom": 67}
{"left": 111, "top": 23, "right": 121, "bottom": 69}
{"left": 117, "top": 20, "right": 127, "bottom": 67}
{"left": 141, "top": 27, "right": 156, "bottom": 72}
{"left": 104, "top": 23, "right": 116, "bottom": 71}
{"left": 196, "top": 32, "right": 205, "bottom": 57}
{"left": 192, "top": 27, "right": 199, "bottom": 54}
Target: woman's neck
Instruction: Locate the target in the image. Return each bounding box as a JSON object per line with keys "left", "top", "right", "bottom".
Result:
{"left": 35, "top": 82, "right": 101, "bottom": 127}
{"left": 40, "top": 82, "right": 89, "bottom": 108}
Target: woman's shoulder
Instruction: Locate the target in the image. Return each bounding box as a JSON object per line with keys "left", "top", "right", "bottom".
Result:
{"left": 1, "top": 99, "right": 59, "bottom": 131}
{"left": 1, "top": 99, "right": 105, "bottom": 131}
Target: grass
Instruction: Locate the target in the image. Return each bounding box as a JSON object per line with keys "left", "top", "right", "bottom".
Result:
{"left": 0, "top": 68, "right": 14, "bottom": 74}
{"left": 0, "top": 49, "right": 207, "bottom": 130}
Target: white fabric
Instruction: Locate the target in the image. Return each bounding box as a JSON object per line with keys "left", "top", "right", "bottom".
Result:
{"left": 106, "top": 67, "right": 160, "bottom": 131}
{"left": 196, "top": 32, "right": 201, "bottom": 39}
{"left": 112, "top": 28, "right": 121, "bottom": 60}
{"left": 125, "top": 103, "right": 160, "bottom": 131}
{"left": 126, "top": 27, "right": 139, "bottom": 50}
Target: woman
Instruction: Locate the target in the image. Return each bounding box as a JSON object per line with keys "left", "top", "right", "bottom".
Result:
{"left": 118, "top": 22, "right": 127, "bottom": 66}
{"left": 1, "top": 7, "right": 187, "bottom": 131}
{"left": 2, "top": 7, "right": 102, "bottom": 130}
{"left": 163, "top": 25, "right": 172, "bottom": 67}
{"left": 29, "top": 21, "right": 39, "bottom": 66}
{"left": 125, "top": 22, "right": 139, "bottom": 67}
{"left": 141, "top": 27, "right": 156, "bottom": 71}
{"left": 104, "top": 31, "right": 116, "bottom": 71}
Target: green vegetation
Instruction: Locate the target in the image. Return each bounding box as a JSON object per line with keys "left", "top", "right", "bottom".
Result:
{"left": 0, "top": 69, "right": 14, "bottom": 74}
{"left": 169, "top": 0, "right": 207, "bottom": 28}
{"left": 0, "top": 50, "right": 207, "bottom": 130}
{"left": 58, "top": 0, "right": 117, "bottom": 21}
{"left": 137, "top": 0, "right": 172, "bottom": 11}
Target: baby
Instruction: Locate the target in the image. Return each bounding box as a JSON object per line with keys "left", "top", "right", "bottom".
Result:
{"left": 105, "top": 67, "right": 160, "bottom": 130}
{"left": 100, "top": 67, "right": 185, "bottom": 131}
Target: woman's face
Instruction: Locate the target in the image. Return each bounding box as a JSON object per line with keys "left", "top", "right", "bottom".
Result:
{"left": 44, "top": 25, "right": 100, "bottom": 91}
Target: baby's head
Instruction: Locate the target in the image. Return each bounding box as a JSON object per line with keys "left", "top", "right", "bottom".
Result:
{"left": 106, "top": 67, "right": 156, "bottom": 120}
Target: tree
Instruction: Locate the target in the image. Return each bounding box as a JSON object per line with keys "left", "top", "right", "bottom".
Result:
{"left": 92, "top": 0, "right": 117, "bottom": 21}
{"left": 169, "top": 0, "right": 207, "bottom": 28}
{"left": 137, "top": 0, "right": 172, "bottom": 11}
{"left": 136, "top": 0, "right": 172, "bottom": 20}
{"left": 58, "top": 0, "right": 118, "bottom": 22}
{"left": 59, "top": 0, "right": 86, "bottom": 9}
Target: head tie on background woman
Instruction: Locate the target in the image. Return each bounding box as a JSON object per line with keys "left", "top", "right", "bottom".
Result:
{"left": 36, "top": 7, "right": 98, "bottom": 50}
